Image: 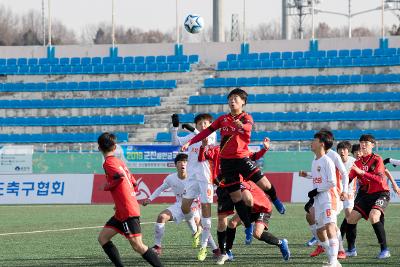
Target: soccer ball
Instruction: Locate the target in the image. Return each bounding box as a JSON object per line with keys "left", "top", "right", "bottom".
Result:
{"left": 184, "top": 14, "right": 204, "bottom": 34}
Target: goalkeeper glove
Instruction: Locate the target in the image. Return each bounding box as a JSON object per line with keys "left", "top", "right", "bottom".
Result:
{"left": 182, "top": 123, "right": 195, "bottom": 132}
{"left": 304, "top": 198, "right": 314, "bottom": 213}
{"left": 171, "top": 114, "right": 179, "bottom": 127}
{"left": 308, "top": 188, "right": 319, "bottom": 198}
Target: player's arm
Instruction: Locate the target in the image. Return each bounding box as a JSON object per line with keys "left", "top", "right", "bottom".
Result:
{"left": 249, "top": 137, "right": 269, "bottom": 161}
{"left": 103, "top": 165, "right": 125, "bottom": 191}
{"left": 385, "top": 168, "right": 400, "bottom": 195}
{"left": 299, "top": 170, "right": 313, "bottom": 179}
{"left": 234, "top": 114, "right": 253, "bottom": 132}
{"left": 353, "top": 158, "right": 386, "bottom": 184}
{"left": 143, "top": 179, "right": 170, "bottom": 206}
{"left": 181, "top": 118, "right": 221, "bottom": 150}
{"left": 384, "top": 157, "right": 400, "bottom": 167}
{"left": 334, "top": 154, "right": 349, "bottom": 195}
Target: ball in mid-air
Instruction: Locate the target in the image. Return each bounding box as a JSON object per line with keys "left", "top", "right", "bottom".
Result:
{"left": 184, "top": 14, "right": 204, "bottom": 34}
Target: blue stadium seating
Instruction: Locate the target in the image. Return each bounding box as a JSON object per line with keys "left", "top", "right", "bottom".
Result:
{"left": 0, "top": 132, "right": 129, "bottom": 143}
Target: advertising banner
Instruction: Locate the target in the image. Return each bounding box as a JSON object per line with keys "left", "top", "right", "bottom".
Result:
{"left": 119, "top": 145, "right": 180, "bottom": 169}
{"left": 0, "top": 145, "right": 33, "bottom": 174}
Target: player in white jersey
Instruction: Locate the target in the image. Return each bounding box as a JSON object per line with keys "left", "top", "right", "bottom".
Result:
{"left": 170, "top": 113, "right": 220, "bottom": 261}
{"left": 142, "top": 154, "right": 201, "bottom": 255}
{"left": 384, "top": 157, "right": 400, "bottom": 167}
{"left": 305, "top": 132, "right": 341, "bottom": 267}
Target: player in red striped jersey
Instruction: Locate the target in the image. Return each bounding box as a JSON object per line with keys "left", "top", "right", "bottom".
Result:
{"left": 97, "top": 132, "right": 163, "bottom": 267}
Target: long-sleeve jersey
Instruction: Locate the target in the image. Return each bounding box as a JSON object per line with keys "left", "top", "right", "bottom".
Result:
{"left": 342, "top": 156, "right": 357, "bottom": 195}
{"left": 171, "top": 127, "right": 216, "bottom": 183}
{"left": 326, "top": 149, "right": 349, "bottom": 194}
{"left": 188, "top": 112, "right": 254, "bottom": 159}
{"left": 349, "top": 153, "right": 389, "bottom": 194}
{"left": 389, "top": 158, "right": 400, "bottom": 167}
{"left": 198, "top": 144, "right": 267, "bottom": 185}
{"left": 148, "top": 173, "right": 188, "bottom": 204}
{"left": 103, "top": 155, "right": 140, "bottom": 220}
{"left": 311, "top": 154, "right": 339, "bottom": 209}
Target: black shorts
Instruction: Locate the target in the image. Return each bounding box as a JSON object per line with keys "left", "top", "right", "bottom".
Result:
{"left": 220, "top": 157, "right": 263, "bottom": 192}
{"left": 105, "top": 216, "right": 142, "bottom": 238}
{"left": 354, "top": 191, "right": 390, "bottom": 220}
{"left": 216, "top": 186, "right": 235, "bottom": 215}
{"left": 250, "top": 212, "right": 271, "bottom": 229}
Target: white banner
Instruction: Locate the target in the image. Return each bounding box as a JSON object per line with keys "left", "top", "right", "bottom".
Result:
{"left": 0, "top": 174, "right": 94, "bottom": 204}
{"left": 0, "top": 145, "right": 33, "bottom": 174}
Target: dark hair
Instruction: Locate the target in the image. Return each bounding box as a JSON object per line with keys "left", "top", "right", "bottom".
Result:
{"left": 194, "top": 113, "right": 213, "bottom": 124}
{"left": 337, "top": 141, "right": 352, "bottom": 152}
{"left": 174, "top": 153, "right": 188, "bottom": 164}
{"left": 351, "top": 144, "right": 360, "bottom": 155}
{"left": 98, "top": 132, "right": 117, "bottom": 153}
{"left": 319, "top": 129, "right": 334, "bottom": 140}
{"left": 314, "top": 132, "right": 333, "bottom": 151}
{"left": 227, "top": 88, "right": 248, "bottom": 104}
{"left": 359, "top": 134, "right": 375, "bottom": 144}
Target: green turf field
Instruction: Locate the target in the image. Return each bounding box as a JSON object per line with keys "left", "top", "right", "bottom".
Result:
{"left": 0, "top": 204, "right": 399, "bottom": 266}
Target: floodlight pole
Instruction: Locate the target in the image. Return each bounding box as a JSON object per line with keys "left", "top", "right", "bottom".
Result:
{"left": 243, "top": 0, "right": 246, "bottom": 42}
{"left": 176, "top": 0, "right": 180, "bottom": 44}
{"left": 48, "top": 0, "right": 51, "bottom": 46}
{"left": 381, "top": 0, "right": 385, "bottom": 38}
{"left": 348, "top": 0, "right": 352, "bottom": 38}
{"left": 311, "top": 0, "right": 315, "bottom": 40}
{"left": 42, "top": 0, "right": 46, "bottom": 46}
{"left": 112, "top": 0, "right": 115, "bottom": 48}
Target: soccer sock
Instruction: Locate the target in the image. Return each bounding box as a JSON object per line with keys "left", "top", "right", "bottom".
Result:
{"left": 336, "top": 227, "right": 345, "bottom": 252}
{"left": 380, "top": 214, "right": 385, "bottom": 226}
{"left": 234, "top": 200, "right": 251, "bottom": 228}
{"left": 259, "top": 231, "right": 281, "bottom": 246}
{"left": 309, "top": 224, "right": 318, "bottom": 240}
{"left": 184, "top": 211, "right": 193, "bottom": 222}
{"left": 186, "top": 217, "right": 197, "bottom": 235}
{"left": 201, "top": 217, "right": 211, "bottom": 248}
{"left": 372, "top": 221, "right": 387, "bottom": 251}
{"left": 208, "top": 233, "right": 218, "bottom": 250}
{"left": 141, "top": 248, "right": 163, "bottom": 267}
{"left": 346, "top": 223, "right": 357, "bottom": 251}
{"left": 217, "top": 230, "right": 227, "bottom": 254}
{"left": 340, "top": 218, "right": 348, "bottom": 239}
{"left": 154, "top": 223, "right": 165, "bottom": 247}
{"left": 264, "top": 184, "right": 277, "bottom": 201}
{"left": 320, "top": 240, "right": 330, "bottom": 263}
{"left": 102, "top": 241, "right": 124, "bottom": 267}
{"left": 225, "top": 227, "right": 236, "bottom": 252}
{"left": 328, "top": 238, "right": 339, "bottom": 264}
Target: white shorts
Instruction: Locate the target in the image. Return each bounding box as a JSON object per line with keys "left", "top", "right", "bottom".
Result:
{"left": 167, "top": 202, "right": 200, "bottom": 224}
{"left": 314, "top": 204, "right": 338, "bottom": 229}
{"left": 183, "top": 179, "right": 214, "bottom": 204}
{"left": 343, "top": 195, "right": 355, "bottom": 209}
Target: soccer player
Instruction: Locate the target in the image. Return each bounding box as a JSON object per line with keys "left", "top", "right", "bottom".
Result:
{"left": 181, "top": 88, "right": 286, "bottom": 248}
{"left": 346, "top": 134, "right": 391, "bottom": 259}
{"left": 171, "top": 113, "right": 220, "bottom": 261}
{"left": 384, "top": 157, "right": 400, "bottom": 167}
{"left": 306, "top": 132, "right": 341, "bottom": 267}
{"left": 221, "top": 180, "right": 290, "bottom": 265}
{"left": 97, "top": 132, "right": 163, "bottom": 267}
{"left": 142, "top": 153, "right": 201, "bottom": 255}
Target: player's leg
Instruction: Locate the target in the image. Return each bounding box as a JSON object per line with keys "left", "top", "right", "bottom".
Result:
{"left": 346, "top": 194, "right": 368, "bottom": 257}
{"left": 152, "top": 209, "right": 173, "bottom": 254}
{"left": 191, "top": 206, "right": 202, "bottom": 248}
{"left": 225, "top": 215, "right": 241, "bottom": 261}
{"left": 98, "top": 222, "right": 124, "bottom": 267}
{"left": 308, "top": 207, "right": 326, "bottom": 257}
{"left": 369, "top": 192, "right": 390, "bottom": 259}
{"left": 325, "top": 222, "right": 340, "bottom": 267}
{"left": 241, "top": 189, "right": 254, "bottom": 244}
{"left": 181, "top": 179, "right": 196, "bottom": 223}
{"left": 197, "top": 181, "right": 215, "bottom": 261}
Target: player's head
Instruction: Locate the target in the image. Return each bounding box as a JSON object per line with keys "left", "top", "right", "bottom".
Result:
{"left": 194, "top": 113, "right": 213, "bottom": 131}
{"left": 311, "top": 132, "right": 332, "bottom": 153}
{"left": 98, "top": 132, "right": 117, "bottom": 154}
{"left": 227, "top": 88, "right": 248, "bottom": 111}
{"left": 337, "top": 141, "right": 352, "bottom": 162}
{"left": 359, "top": 134, "right": 375, "bottom": 155}
{"left": 318, "top": 129, "right": 334, "bottom": 149}
{"left": 174, "top": 153, "right": 188, "bottom": 176}
{"left": 351, "top": 144, "right": 361, "bottom": 159}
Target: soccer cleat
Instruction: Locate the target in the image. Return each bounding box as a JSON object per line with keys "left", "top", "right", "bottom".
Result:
{"left": 244, "top": 224, "right": 254, "bottom": 245}
{"left": 278, "top": 239, "right": 291, "bottom": 262}
{"left": 322, "top": 261, "right": 342, "bottom": 267}
{"left": 306, "top": 236, "right": 318, "bottom": 247}
{"left": 192, "top": 227, "right": 202, "bottom": 248}
{"left": 376, "top": 249, "right": 391, "bottom": 259}
{"left": 216, "top": 254, "right": 229, "bottom": 265}
{"left": 197, "top": 247, "right": 208, "bottom": 261}
{"left": 226, "top": 250, "right": 234, "bottom": 261}
{"left": 345, "top": 248, "right": 357, "bottom": 257}
{"left": 151, "top": 245, "right": 162, "bottom": 256}
{"left": 310, "top": 245, "right": 325, "bottom": 257}
{"left": 272, "top": 199, "right": 286, "bottom": 214}
{"left": 212, "top": 248, "right": 222, "bottom": 259}
{"left": 337, "top": 250, "right": 346, "bottom": 259}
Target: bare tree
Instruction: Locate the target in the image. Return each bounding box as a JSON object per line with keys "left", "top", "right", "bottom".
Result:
{"left": 249, "top": 21, "right": 281, "bottom": 40}
{"left": 0, "top": 5, "right": 19, "bottom": 45}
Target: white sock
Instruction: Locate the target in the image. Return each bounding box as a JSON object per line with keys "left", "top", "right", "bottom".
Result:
{"left": 186, "top": 216, "right": 197, "bottom": 235}
{"left": 208, "top": 234, "right": 218, "bottom": 250}
{"left": 336, "top": 228, "right": 344, "bottom": 252}
{"left": 201, "top": 217, "right": 211, "bottom": 248}
{"left": 184, "top": 211, "right": 193, "bottom": 222}
{"left": 328, "top": 238, "right": 339, "bottom": 264}
{"left": 310, "top": 224, "right": 321, "bottom": 244}
{"left": 320, "top": 240, "right": 330, "bottom": 262}
{"left": 154, "top": 223, "right": 165, "bottom": 247}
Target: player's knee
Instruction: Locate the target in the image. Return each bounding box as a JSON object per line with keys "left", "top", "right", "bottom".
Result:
{"left": 98, "top": 234, "right": 108, "bottom": 245}
{"left": 228, "top": 220, "right": 237, "bottom": 229}
{"left": 369, "top": 210, "right": 381, "bottom": 223}
{"left": 252, "top": 228, "right": 263, "bottom": 239}
{"left": 217, "top": 216, "right": 227, "bottom": 231}
{"left": 130, "top": 238, "right": 147, "bottom": 254}
{"left": 157, "top": 213, "right": 169, "bottom": 223}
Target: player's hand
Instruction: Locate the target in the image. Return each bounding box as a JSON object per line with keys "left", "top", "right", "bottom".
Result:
{"left": 383, "top": 158, "right": 391, "bottom": 165}
{"left": 171, "top": 114, "right": 179, "bottom": 127}
{"left": 308, "top": 188, "right": 319, "bottom": 198}
{"left": 351, "top": 164, "right": 364, "bottom": 176}
{"left": 201, "top": 138, "right": 209, "bottom": 148}
{"left": 340, "top": 192, "right": 348, "bottom": 201}
{"left": 182, "top": 123, "right": 196, "bottom": 132}
{"left": 181, "top": 142, "right": 190, "bottom": 152}
{"left": 262, "top": 137, "right": 270, "bottom": 150}
{"left": 304, "top": 198, "right": 314, "bottom": 213}
{"left": 234, "top": 119, "right": 243, "bottom": 129}
{"left": 299, "top": 170, "right": 308, "bottom": 177}
{"left": 142, "top": 199, "right": 151, "bottom": 206}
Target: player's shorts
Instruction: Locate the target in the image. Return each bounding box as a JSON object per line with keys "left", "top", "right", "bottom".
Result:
{"left": 250, "top": 212, "right": 271, "bottom": 230}
{"left": 216, "top": 186, "right": 234, "bottom": 216}
{"left": 314, "top": 207, "right": 337, "bottom": 229}
{"left": 167, "top": 202, "right": 200, "bottom": 224}
{"left": 183, "top": 179, "right": 214, "bottom": 204}
{"left": 354, "top": 191, "right": 390, "bottom": 220}
{"left": 104, "top": 216, "right": 141, "bottom": 238}
{"left": 220, "top": 157, "right": 263, "bottom": 193}
{"left": 343, "top": 194, "right": 355, "bottom": 209}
